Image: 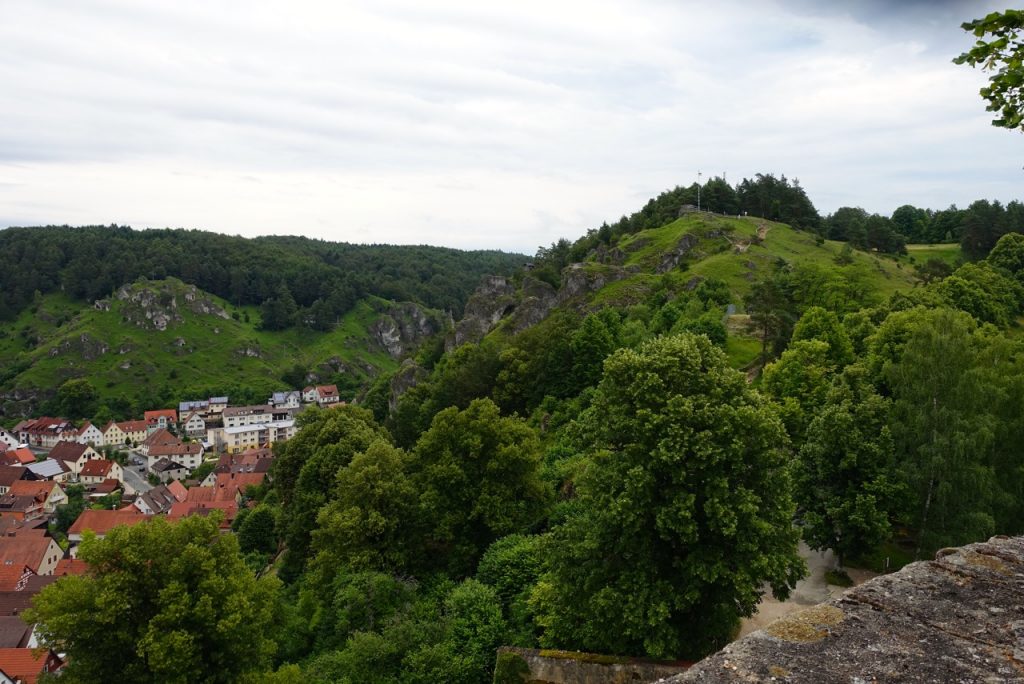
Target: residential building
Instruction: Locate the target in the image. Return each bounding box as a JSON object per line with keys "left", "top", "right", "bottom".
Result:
{"left": 24, "top": 460, "right": 70, "bottom": 483}
{"left": 79, "top": 460, "right": 123, "bottom": 486}
{"left": 208, "top": 396, "right": 229, "bottom": 413}
{"left": 181, "top": 411, "right": 206, "bottom": 438}
{"left": 7, "top": 482, "right": 65, "bottom": 514}
{"left": 48, "top": 442, "right": 101, "bottom": 475}
{"left": 54, "top": 558, "right": 88, "bottom": 577}
{"left": 87, "top": 479, "right": 121, "bottom": 501}
{"left": 167, "top": 500, "right": 238, "bottom": 529}
{"left": 0, "top": 432, "right": 17, "bottom": 451}
{"left": 144, "top": 409, "right": 178, "bottom": 434}
{"left": 139, "top": 429, "right": 180, "bottom": 457}
{"left": 213, "top": 471, "right": 266, "bottom": 502}
{"left": 0, "top": 537, "right": 63, "bottom": 575}
{"left": 221, "top": 419, "right": 295, "bottom": 454}
{"left": 75, "top": 421, "right": 104, "bottom": 447}
{"left": 315, "top": 384, "right": 341, "bottom": 406}
{"left": 0, "top": 496, "right": 42, "bottom": 521}
{"left": 0, "top": 450, "right": 34, "bottom": 467}
{"left": 146, "top": 442, "right": 204, "bottom": 470}
{"left": 0, "top": 647, "right": 64, "bottom": 682}
{"left": 178, "top": 399, "right": 210, "bottom": 415}
{"left": 150, "top": 458, "right": 190, "bottom": 483}
{"left": 67, "top": 509, "right": 148, "bottom": 544}
{"left": 114, "top": 420, "right": 148, "bottom": 446}
{"left": 101, "top": 421, "right": 124, "bottom": 446}
{"left": 222, "top": 405, "right": 273, "bottom": 429}
{"left": 16, "top": 418, "right": 76, "bottom": 448}
{"left": 0, "top": 470, "right": 26, "bottom": 497}
{"left": 268, "top": 390, "right": 301, "bottom": 410}
{"left": 132, "top": 483, "right": 186, "bottom": 515}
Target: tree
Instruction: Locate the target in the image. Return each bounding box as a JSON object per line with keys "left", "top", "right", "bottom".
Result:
{"left": 762, "top": 340, "right": 833, "bottom": 446}
{"left": 954, "top": 10, "right": 1024, "bottom": 131}
{"left": 988, "top": 231, "right": 1024, "bottom": 281}
{"left": 791, "top": 306, "right": 855, "bottom": 367}
{"left": 56, "top": 378, "right": 98, "bottom": 419}
{"left": 795, "top": 366, "right": 902, "bottom": 566}
{"left": 534, "top": 334, "right": 805, "bottom": 660}
{"left": 410, "top": 398, "right": 550, "bottom": 577}
{"left": 26, "top": 515, "right": 280, "bottom": 683}
{"left": 311, "top": 439, "right": 420, "bottom": 573}
{"left": 238, "top": 504, "right": 279, "bottom": 556}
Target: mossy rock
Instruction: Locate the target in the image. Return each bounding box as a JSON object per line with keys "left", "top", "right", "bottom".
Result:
{"left": 493, "top": 652, "right": 531, "bottom": 684}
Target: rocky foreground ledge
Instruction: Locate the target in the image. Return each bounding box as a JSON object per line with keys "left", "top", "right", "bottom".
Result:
{"left": 665, "top": 535, "right": 1024, "bottom": 683}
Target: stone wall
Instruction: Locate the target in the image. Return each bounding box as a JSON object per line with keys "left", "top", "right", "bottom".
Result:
{"left": 493, "top": 647, "right": 690, "bottom": 684}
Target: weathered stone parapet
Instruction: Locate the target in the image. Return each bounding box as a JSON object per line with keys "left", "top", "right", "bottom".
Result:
{"left": 494, "top": 646, "right": 690, "bottom": 684}
{"left": 665, "top": 535, "right": 1024, "bottom": 683}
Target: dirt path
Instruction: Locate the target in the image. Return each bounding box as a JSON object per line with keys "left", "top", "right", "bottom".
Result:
{"left": 738, "top": 542, "right": 877, "bottom": 638}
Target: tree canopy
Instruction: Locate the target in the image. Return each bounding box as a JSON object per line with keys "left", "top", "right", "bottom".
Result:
{"left": 954, "top": 10, "right": 1024, "bottom": 131}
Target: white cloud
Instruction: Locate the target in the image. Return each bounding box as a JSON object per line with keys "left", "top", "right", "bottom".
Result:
{"left": 0, "top": 0, "right": 1020, "bottom": 253}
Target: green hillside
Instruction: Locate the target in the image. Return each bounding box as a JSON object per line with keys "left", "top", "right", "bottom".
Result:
{"left": 0, "top": 278, "right": 444, "bottom": 419}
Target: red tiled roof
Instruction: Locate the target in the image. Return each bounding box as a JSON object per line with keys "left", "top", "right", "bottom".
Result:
{"left": 142, "top": 429, "right": 181, "bottom": 449}
{"left": 79, "top": 460, "right": 114, "bottom": 478}
{"left": 115, "top": 420, "right": 148, "bottom": 434}
{"left": 6, "top": 482, "right": 54, "bottom": 503}
{"left": 0, "top": 537, "right": 56, "bottom": 572}
{"left": 184, "top": 487, "right": 217, "bottom": 502}
{"left": 91, "top": 479, "right": 120, "bottom": 495}
{"left": 4, "top": 450, "right": 34, "bottom": 466}
{"left": 316, "top": 384, "right": 339, "bottom": 397}
{"left": 148, "top": 442, "right": 201, "bottom": 457}
{"left": 0, "top": 566, "right": 33, "bottom": 592}
{"left": 144, "top": 409, "right": 178, "bottom": 424}
{"left": 166, "top": 480, "right": 188, "bottom": 502}
{"left": 214, "top": 472, "right": 265, "bottom": 500}
{"left": 168, "top": 500, "right": 238, "bottom": 527}
{"left": 68, "top": 509, "right": 147, "bottom": 537}
{"left": 0, "top": 647, "right": 63, "bottom": 683}
{"left": 55, "top": 558, "right": 88, "bottom": 577}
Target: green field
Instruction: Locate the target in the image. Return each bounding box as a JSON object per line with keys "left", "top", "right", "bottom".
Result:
{"left": 904, "top": 243, "right": 963, "bottom": 267}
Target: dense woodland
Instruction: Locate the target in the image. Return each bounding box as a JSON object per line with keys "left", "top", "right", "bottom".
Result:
{"left": 0, "top": 226, "right": 524, "bottom": 327}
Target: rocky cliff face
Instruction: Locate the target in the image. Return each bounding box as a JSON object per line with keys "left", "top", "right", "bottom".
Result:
{"left": 369, "top": 302, "right": 445, "bottom": 360}
{"left": 99, "top": 280, "right": 230, "bottom": 331}
{"left": 446, "top": 276, "right": 518, "bottom": 352}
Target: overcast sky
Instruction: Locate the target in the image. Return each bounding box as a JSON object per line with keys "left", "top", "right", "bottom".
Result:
{"left": 0, "top": 0, "right": 1019, "bottom": 253}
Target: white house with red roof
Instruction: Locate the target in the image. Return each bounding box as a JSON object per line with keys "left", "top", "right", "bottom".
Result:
{"left": 75, "top": 421, "right": 104, "bottom": 447}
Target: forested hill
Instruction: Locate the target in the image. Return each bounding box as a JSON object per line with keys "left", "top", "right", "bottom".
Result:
{"left": 0, "top": 225, "right": 526, "bottom": 325}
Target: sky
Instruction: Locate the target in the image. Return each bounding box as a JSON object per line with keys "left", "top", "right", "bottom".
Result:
{"left": 0, "top": 0, "right": 1020, "bottom": 253}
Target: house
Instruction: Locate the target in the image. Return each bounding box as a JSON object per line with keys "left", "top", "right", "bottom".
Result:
{"left": 67, "top": 509, "right": 148, "bottom": 544}
{"left": 87, "top": 479, "right": 121, "bottom": 501}
{"left": 0, "top": 470, "right": 27, "bottom": 497}
{"left": 0, "top": 537, "right": 63, "bottom": 575}
{"left": 0, "top": 647, "right": 64, "bottom": 683}
{"left": 144, "top": 409, "right": 178, "bottom": 434}
{"left": 0, "top": 615, "right": 34, "bottom": 650}
{"left": 0, "top": 450, "right": 33, "bottom": 468}
{"left": 48, "top": 442, "right": 101, "bottom": 475}
{"left": 203, "top": 447, "right": 273, "bottom": 486}
{"left": 207, "top": 396, "right": 229, "bottom": 413}
{"left": 75, "top": 421, "right": 104, "bottom": 447}
{"left": 139, "top": 429, "right": 181, "bottom": 457}
{"left": 25, "top": 459, "right": 70, "bottom": 483}
{"left": 7, "top": 482, "right": 65, "bottom": 514}
{"left": 222, "top": 405, "right": 273, "bottom": 429}
{"left": 132, "top": 483, "right": 187, "bottom": 515}
{"left": 150, "top": 458, "right": 190, "bottom": 484}
{"left": 181, "top": 411, "right": 207, "bottom": 438}
{"left": 0, "top": 567, "right": 33, "bottom": 594}
{"left": 168, "top": 500, "right": 238, "bottom": 529}
{"left": 221, "top": 420, "right": 295, "bottom": 454}
{"left": 0, "top": 495, "right": 43, "bottom": 522}
{"left": 315, "top": 384, "right": 341, "bottom": 406}
{"left": 114, "top": 420, "right": 148, "bottom": 446}
{"left": 79, "top": 459, "right": 123, "bottom": 485}
{"left": 101, "top": 421, "right": 124, "bottom": 446}
{"left": 146, "top": 442, "right": 204, "bottom": 470}
{"left": 213, "top": 472, "right": 265, "bottom": 502}
{"left": 0, "top": 432, "right": 17, "bottom": 451}
{"left": 269, "top": 390, "right": 301, "bottom": 410}
{"left": 16, "top": 418, "right": 76, "bottom": 449}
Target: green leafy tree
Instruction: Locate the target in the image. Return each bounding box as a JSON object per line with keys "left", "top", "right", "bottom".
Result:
{"left": 954, "top": 10, "right": 1024, "bottom": 131}
{"left": 988, "top": 231, "right": 1024, "bottom": 282}
{"left": 761, "top": 340, "right": 833, "bottom": 446}
{"left": 534, "top": 334, "right": 805, "bottom": 660}
{"left": 27, "top": 515, "right": 280, "bottom": 683}
{"left": 796, "top": 366, "right": 902, "bottom": 566}
{"left": 410, "top": 398, "right": 550, "bottom": 577}
{"left": 791, "top": 306, "right": 855, "bottom": 367}
{"left": 476, "top": 533, "right": 545, "bottom": 646}
{"left": 238, "top": 504, "right": 279, "bottom": 556}
{"left": 311, "top": 439, "right": 420, "bottom": 573}
{"left": 56, "top": 378, "right": 98, "bottom": 419}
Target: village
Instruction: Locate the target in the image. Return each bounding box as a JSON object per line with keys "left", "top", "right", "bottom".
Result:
{"left": 0, "top": 384, "right": 342, "bottom": 682}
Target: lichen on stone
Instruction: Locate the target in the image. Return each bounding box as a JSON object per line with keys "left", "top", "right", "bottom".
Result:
{"left": 764, "top": 605, "right": 844, "bottom": 643}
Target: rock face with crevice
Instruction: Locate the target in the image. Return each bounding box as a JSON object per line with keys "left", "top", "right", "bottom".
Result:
{"left": 666, "top": 535, "right": 1024, "bottom": 683}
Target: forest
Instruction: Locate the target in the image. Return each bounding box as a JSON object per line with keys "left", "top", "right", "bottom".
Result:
{"left": 0, "top": 226, "right": 524, "bottom": 327}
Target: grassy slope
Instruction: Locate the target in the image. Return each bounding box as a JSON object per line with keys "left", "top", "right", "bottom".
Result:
{"left": 903, "top": 243, "right": 963, "bottom": 267}
{"left": 0, "top": 280, "right": 402, "bottom": 408}
{"left": 586, "top": 214, "right": 921, "bottom": 369}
